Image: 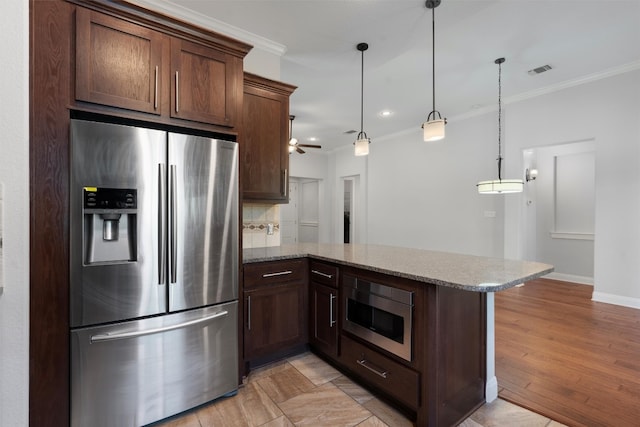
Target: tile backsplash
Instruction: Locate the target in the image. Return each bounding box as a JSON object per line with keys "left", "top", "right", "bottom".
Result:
{"left": 242, "top": 203, "right": 280, "bottom": 249}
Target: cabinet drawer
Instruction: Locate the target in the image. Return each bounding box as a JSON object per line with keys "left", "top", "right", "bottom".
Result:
{"left": 309, "top": 261, "right": 339, "bottom": 288}
{"left": 244, "top": 259, "right": 306, "bottom": 289}
{"left": 340, "top": 334, "right": 419, "bottom": 410}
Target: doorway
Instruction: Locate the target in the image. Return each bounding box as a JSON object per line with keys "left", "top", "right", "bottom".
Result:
{"left": 341, "top": 176, "right": 360, "bottom": 244}
{"left": 523, "top": 140, "right": 595, "bottom": 283}
{"left": 280, "top": 178, "right": 321, "bottom": 244}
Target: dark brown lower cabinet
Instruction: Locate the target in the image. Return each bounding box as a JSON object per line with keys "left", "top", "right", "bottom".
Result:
{"left": 243, "top": 282, "right": 307, "bottom": 361}
{"left": 309, "top": 282, "right": 338, "bottom": 357}
{"left": 241, "top": 260, "right": 486, "bottom": 426}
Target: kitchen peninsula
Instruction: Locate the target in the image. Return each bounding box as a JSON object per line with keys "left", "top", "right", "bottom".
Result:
{"left": 242, "top": 243, "right": 553, "bottom": 426}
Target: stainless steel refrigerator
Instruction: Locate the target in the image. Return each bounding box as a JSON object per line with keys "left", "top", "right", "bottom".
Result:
{"left": 69, "top": 119, "right": 239, "bottom": 427}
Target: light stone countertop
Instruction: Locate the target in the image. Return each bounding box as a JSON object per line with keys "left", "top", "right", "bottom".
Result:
{"left": 243, "top": 243, "right": 554, "bottom": 292}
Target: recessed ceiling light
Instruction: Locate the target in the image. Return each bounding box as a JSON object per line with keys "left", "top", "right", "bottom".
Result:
{"left": 379, "top": 110, "right": 393, "bottom": 117}
{"left": 308, "top": 137, "right": 318, "bottom": 142}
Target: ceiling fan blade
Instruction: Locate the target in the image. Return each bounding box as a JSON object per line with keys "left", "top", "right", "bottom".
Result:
{"left": 298, "top": 144, "right": 322, "bottom": 149}
{"left": 296, "top": 147, "right": 305, "bottom": 154}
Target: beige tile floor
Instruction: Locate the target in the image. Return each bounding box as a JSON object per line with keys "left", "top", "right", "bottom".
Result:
{"left": 154, "top": 352, "right": 566, "bottom": 427}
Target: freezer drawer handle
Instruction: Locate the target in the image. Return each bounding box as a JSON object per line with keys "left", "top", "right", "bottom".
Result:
{"left": 262, "top": 270, "right": 292, "bottom": 278}
{"left": 311, "top": 269, "right": 333, "bottom": 279}
{"left": 356, "top": 356, "right": 388, "bottom": 379}
{"left": 89, "top": 310, "right": 229, "bottom": 343}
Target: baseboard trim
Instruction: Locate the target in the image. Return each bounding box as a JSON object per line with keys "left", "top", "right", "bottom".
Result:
{"left": 592, "top": 292, "right": 640, "bottom": 310}
{"left": 544, "top": 272, "right": 593, "bottom": 285}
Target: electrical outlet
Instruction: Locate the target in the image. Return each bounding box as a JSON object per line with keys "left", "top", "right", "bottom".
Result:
{"left": 267, "top": 223, "right": 274, "bottom": 235}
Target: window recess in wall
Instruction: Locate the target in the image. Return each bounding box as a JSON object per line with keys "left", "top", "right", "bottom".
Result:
{"left": 551, "top": 151, "right": 595, "bottom": 241}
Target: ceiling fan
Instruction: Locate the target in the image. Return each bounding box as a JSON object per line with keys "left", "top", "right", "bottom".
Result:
{"left": 289, "top": 115, "right": 321, "bottom": 154}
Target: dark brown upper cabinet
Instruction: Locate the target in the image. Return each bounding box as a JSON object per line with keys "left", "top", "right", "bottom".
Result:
{"left": 75, "top": 7, "right": 168, "bottom": 115}
{"left": 170, "top": 38, "right": 242, "bottom": 127}
{"left": 242, "top": 73, "right": 296, "bottom": 203}
{"left": 74, "top": 5, "right": 248, "bottom": 132}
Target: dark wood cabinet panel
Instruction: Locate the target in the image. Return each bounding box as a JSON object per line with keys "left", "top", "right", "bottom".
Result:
{"left": 242, "top": 73, "right": 296, "bottom": 203}
{"left": 309, "top": 260, "right": 339, "bottom": 288}
{"left": 426, "top": 285, "right": 486, "bottom": 427}
{"left": 244, "top": 282, "right": 307, "bottom": 360}
{"left": 31, "top": 1, "right": 74, "bottom": 425}
{"left": 243, "top": 259, "right": 306, "bottom": 290}
{"left": 171, "top": 38, "right": 242, "bottom": 128}
{"left": 74, "top": 5, "right": 247, "bottom": 131}
{"left": 340, "top": 334, "right": 420, "bottom": 411}
{"left": 75, "top": 7, "right": 168, "bottom": 115}
{"left": 309, "top": 282, "right": 338, "bottom": 357}
{"left": 242, "top": 259, "right": 308, "bottom": 364}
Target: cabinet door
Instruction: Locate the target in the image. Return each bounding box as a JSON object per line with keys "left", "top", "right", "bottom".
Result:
{"left": 75, "top": 8, "right": 167, "bottom": 114}
{"left": 244, "top": 282, "right": 307, "bottom": 359}
{"left": 242, "top": 73, "right": 296, "bottom": 203}
{"left": 171, "top": 38, "right": 240, "bottom": 127}
{"left": 309, "top": 282, "right": 338, "bottom": 357}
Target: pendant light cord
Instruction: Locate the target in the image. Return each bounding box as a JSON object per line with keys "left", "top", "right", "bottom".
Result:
{"left": 497, "top": 59, "right": 503, "bottom": 181}
{"left": 431, "top": 5, "right": 436, "bottom": 114}
{"left": 356, "top": 42, "right": 368, "bottom": 140}
{"left": 360, "top": 47, "right": 364, "bottom": 136}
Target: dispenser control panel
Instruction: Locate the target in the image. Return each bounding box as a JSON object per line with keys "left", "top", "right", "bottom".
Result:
{"left": 83, "top": 187, "right": 137, "bottom": 210}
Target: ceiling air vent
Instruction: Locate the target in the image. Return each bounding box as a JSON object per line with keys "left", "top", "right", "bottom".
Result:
{"left": 528, "top": 65, "right": 552, "bottom": 75}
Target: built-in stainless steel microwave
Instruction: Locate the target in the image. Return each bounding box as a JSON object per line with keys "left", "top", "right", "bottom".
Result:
{"left": 343, "top": 275, "right": 414, "bottom": 361}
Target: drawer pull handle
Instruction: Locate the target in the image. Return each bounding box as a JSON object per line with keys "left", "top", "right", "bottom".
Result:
{"left": 357, "top": 357, "right": 388, "bottom": 379}
{"left": 262, "top": 270, "right": 293, "bottom": 278}
{"left": 312, "top": 269, "right": 333, "bottom": 279}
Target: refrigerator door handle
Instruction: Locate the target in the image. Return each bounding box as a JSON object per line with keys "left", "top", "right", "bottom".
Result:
{"left": 170, "top": 164, "right": 177, "bottom": 283}
{"left": 158, "top": 164, "right": 167, "bottom": 285}
{"left": 90, "top": 310, "right": 229, "bottom": 343}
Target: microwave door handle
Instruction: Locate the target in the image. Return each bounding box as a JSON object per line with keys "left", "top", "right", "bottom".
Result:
{"left": 158, "top": 164, "right": 167, "bottom": 285}
{"left": 170, "top": 165, "right": 177, "bottom": 284}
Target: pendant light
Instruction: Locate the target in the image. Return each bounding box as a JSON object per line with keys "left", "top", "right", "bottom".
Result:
{"left": 422, "top": 0, "right": 446, "bottom": 142}
{"left": 477, "top": 58, "right": 524, "bottom": 194}
{"left": 354, "top": 42, "right": 370, "bottom": 156}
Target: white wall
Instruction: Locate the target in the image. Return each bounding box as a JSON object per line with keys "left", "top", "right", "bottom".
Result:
{"left": 0, "top": 0, "right": 29, "bottom": 425}
{"left": 324, "top": 69, "right": 640, "bottom": 308}
{"left": 505, "top": 69, "right": 640, "bottom": 306}
{"left": 364, "top": 114, "right": 505, "bottom": 257}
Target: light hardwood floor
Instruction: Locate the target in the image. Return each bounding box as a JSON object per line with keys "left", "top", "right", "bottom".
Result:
{"left": 496, "top": 278, "right": 640, "bottom": 427}
{"left": 153, "top": 351, "right": 562, "bottom": 427}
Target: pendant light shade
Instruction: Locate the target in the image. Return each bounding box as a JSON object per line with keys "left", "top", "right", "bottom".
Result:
{"left": 423, "top": 117, "right": 445, "bottom": 142}
{"left": 477, "top": 179, "right": 524, "bottom": 194}
{"left": 422, "top": 0, "right": 446, "bottom": 142}
{"left": 354, "top": 42, "right": 371, "bottom": 156}
{"left": 477, "top": 58, "right": 523, "bottom": 194}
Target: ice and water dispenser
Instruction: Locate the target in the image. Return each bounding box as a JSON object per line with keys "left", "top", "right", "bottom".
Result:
{"left": 82, "top": 187, "right": 137, "bottom": 264}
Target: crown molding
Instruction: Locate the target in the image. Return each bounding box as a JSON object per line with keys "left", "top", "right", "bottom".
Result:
{"left": 452, "top": 60, "right": 640, "bottom": 123}
{"left": 124, "top": 0, "right": 287, "bottom": 56}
